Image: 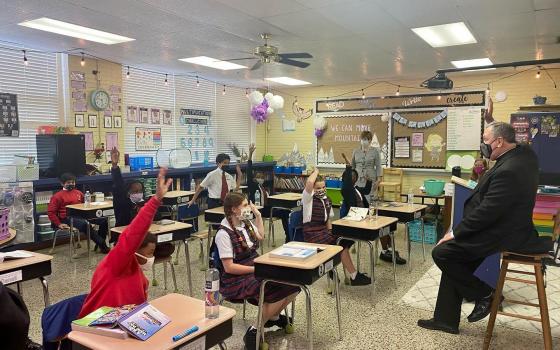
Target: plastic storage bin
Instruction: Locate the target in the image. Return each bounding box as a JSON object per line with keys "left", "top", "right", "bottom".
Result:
{"left": 424, "top": 179, "right": 445, "bottom": 196}
{"left": 326, "top": 179, "right": 342, "bottom": 189}
{"left": 274, "top": 166, "right": 286, "bottom": 174}
{"left": 408, "top": 219, "right": 437, "bottom": 244}
{"left": 290, "top": 166, "right": 303, "bottom": 174}
{"left": 129, "top": 156, "right": 154, "bottom": 171}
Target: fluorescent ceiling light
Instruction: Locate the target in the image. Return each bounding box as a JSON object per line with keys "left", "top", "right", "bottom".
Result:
{"left": 265, "top": 77, "right": 312, "bottom": 86}
{"left": 411, "top": 22, "right": 477, "bottom": 48}
{"left": 451, "top": 58, "right": 495, "bottom": 71}
{"left": 18, "top": 17, "right": 135, "bottom": 45}
{"left": 178, "top": 56, "right": 247, "bottom": 70}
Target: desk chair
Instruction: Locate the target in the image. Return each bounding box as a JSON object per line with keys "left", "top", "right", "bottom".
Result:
{"left": 378, "top": 168, "right": 403, "bottom": 202}
{"left": 151, "top": 255, "right": 178, "bottom": 292}
{"left": 287, "top": 210, "right": 303, "bottom": 242}
{"left": 49, "top": 228, "right": 81, "bottom": 260}
{"left": 42, "top": 294, "right": 87, "bottom": 350}
{"left": 177, "top": 204, "right": 208, "bottom": 270}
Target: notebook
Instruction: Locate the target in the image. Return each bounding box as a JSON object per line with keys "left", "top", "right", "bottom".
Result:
{"left": 117, "top": 302, "right": 171, "bottom": 341}
{"left": 345, "top": 207, "right": 369, "bottom": 221}
{"left": 269, "top": 244, "right": 318, "bottom": 261}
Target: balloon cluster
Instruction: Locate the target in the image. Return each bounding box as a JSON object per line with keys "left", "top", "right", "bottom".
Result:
{"left": 248, "top": 91, "right": 284, "bottom": 123}
{"left": 313, "top": 115, "right": 327, "bottom": 138}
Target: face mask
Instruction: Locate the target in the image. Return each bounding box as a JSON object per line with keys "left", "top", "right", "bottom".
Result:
{"left": 256, "top": 178, "right": 265, "bottom": 185}
{"left": 473, "top": 165, "right": 485, "bottom": 175}
{"left": 480, "top": 141, "right": 493, "bottom": 159}
{"left": 360, "top": 139, "right": 370, "bottom": 147}
{"left": 64, "top": 184, "right": 75, "bottom": 191}
{"left": 239, "top": 207, "right": 253, "bottom": 220}
{"left": 129, "top": 193, "right": 144, "bottom": 203}
{"left": 314, "top": 189, "right": 326, "bottom": 199}
{"left": 135, "top": 252, "right": 155, "bottom": 272}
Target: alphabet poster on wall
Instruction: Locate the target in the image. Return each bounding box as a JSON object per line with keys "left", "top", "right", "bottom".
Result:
{"left": 0, "top": 93, "right": 20, "bottom": 137}
{"left": 135, "top": 127, "right": 161, "bottom": 151}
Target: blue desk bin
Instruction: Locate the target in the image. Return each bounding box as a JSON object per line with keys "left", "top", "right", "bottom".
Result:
{"left": 130, "top": 156, "right": 154, "bottom": 171}
{"left": 408, "top": 219, "right": 437, "bottom": 244}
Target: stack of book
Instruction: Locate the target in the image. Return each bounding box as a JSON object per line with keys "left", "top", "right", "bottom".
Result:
{"left": 533, "top": 193, "right": 560, "bottom": 238}
{"left": 274, "top": 176, "right": 305, "bottom": 191}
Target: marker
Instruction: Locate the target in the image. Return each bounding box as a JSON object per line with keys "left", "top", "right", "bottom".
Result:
{"left": 172, "top": 325, "right": 199, "bottom": 342}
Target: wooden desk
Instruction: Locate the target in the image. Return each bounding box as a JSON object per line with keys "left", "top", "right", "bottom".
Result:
{"left": 376, "top": 202, "right": 428, "bottom": 272}
{"left": 400, "top": 192, "right": 453, "bottom": 233}
{"left": 266, "top": 192, "right": 303, "bottom": 247}
{"left": 160, "top": 191, "right": 195, "bottom": 206}
{"left": 332, "top": 217, "right": 399, "bottom": 291}
{"left": 0, "top": 251, "right": 52, "bottom": 306}
{"left": 111, "top": 221, "right": 193, "bottom": 295}
{"left": 0, "top": 228, "right": 17, "bottom": 247}
{"left": 66, "top": 201, "right": 114, "bottom": 263}
{"left": 254, "top": 242, "right": 343, "bottom": 350}
{"left": 69, "top": 293, "right": 236, "bottom": 350}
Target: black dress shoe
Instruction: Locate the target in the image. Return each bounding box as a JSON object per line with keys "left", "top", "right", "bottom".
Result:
{"left": 379, "top": 250, "right": 407, "bottom": 265}
{"left": 417, "top": 318, "right": 459, "bottom": 334}
{"left": 467, "top": 294, "right": 504, "bottom": 323}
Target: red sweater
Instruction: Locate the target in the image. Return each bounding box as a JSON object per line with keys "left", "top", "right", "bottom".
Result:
{"left": 78, "top": 196, "right": 161, "bottom": 318}
{"left": 47, "top": 189, "right": 84, "bottom": 227}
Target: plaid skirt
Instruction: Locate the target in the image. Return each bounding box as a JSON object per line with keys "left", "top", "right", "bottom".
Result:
{"left": 221, "top": 272, "right": 299, "bottom": 304}
{"left": 303, "top": 224, "right": 354, "bottom": 249}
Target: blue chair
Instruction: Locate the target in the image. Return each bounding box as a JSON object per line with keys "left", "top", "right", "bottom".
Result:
{"left": 339, "top": 201, "right": 349, "bottom": 219}
{"left": 287, "top": 210, "right": 303, "bottom": 242}
{"left": 41, "top": 294, "right": 87, "bottom": 350}
{"left": 175, "top": 204, "right": 206, "bottom": 270}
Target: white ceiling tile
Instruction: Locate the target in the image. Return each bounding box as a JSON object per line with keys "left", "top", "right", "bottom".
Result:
{"left": 374, "top": 0, "right": 464, "bottom": 28}
{"left": 533, "top": 0, "right": 560, "bottom": 10}
{"left": 212, "top": 0, "right": 308, "bottom": 18}
{"left": 457, "top": 0, "right": 535, "bottom": 16}
{"left": 535, "top": 8, "right": 560, "bottom": 36}
{"left": 262, "top": 10, "right": 355, "bottom": 40}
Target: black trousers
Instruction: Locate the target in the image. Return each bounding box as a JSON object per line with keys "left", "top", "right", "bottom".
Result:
{"left": 60, "top": 217, "right": 108, "bottom": 248}
{"left": 432, "top": 240, "right": 493, "bottom": 328}
{"left": 207, "top": 197, "right": 222, "bottom": 209}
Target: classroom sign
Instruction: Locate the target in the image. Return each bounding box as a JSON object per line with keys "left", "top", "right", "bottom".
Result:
{"left": 0, "top": 93, "right": 20, "bottom": 137}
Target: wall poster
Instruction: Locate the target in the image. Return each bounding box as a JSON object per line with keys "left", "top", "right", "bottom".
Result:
{"left": 135, "top": 127, "right": 161, "bottom": 151}
{"left": 0, "top": 93, "right": 20, "bottom": 137}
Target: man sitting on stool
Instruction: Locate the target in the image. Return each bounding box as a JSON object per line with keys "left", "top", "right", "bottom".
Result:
{"left": 418, "top": 122, "right": 552, "bottom": 334}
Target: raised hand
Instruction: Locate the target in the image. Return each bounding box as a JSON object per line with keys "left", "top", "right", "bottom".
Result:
{"left": 341, "top": 153, "right": 350, "bottom": 165}
{"left": 249, "top": 201, "right": 261, "bottom": 217}
{"left": 110, "top": 147, "right": 120, "bottom": 166}
{"left": 249, "top": 143, "right": 256, "bottom": 157}
{"left": 155, "top": 167, "right": 173, "bottom": 200}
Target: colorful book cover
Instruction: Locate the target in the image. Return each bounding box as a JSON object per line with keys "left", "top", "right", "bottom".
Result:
{"left": 90, "top": 304, "right": 137, "bottom": 327}
{"left": 72, "top": 307, "right": 114, "bottom": 327}
{"left": 117, "top": 302, "right": 170, "bottom": 341}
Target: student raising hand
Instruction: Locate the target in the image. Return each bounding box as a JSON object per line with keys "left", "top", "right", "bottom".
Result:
{"left": 155, "top": 168, "right": 173, "bottom": 201}
{"left": 111, "top": 147, "right": 120, "bottom": 167}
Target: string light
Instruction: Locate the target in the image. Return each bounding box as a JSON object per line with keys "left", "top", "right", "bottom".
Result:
{"left": 196, "top": 75, "right": 200, "bottom": 87}
{"left": 294, "top": 96, "right": 299, "bottom": 106}
{"left": 245, "top": 88, "right": 249, "bottom": 97}
{"left": 80, "top": 52, "right": 85, "bottom": 67}
{"left": 126, "top": 66, "right": 130, "bottom": 79}
{"left": 164, "top": 74, "right": 168, "bottom": 86}
{"left": 222, "top": 85, "right": 226, "bottom": 95}
{"left": 437, "top": 94, "right": 442, "bottom": 100}
{"left": 361, "top": 89, "right": 365, "bottom": 99}
{"left": 23, "top": 50, "right": 28, "bottom": 66}
{"left": 536, "top": 69, "right": 541, "bottom": 79}
{"left": 395, "top": 85, "right": 400, "bottom": 96}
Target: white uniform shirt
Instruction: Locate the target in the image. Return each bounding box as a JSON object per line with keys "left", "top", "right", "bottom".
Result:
{"left": 200, "top": 167, "right": 236, "bottom": 199}
{"left": 302, "top": 189, "right": 334, "bottom": 224}
{"left": 215, "top": 218, "right": 257, "bottom": 259}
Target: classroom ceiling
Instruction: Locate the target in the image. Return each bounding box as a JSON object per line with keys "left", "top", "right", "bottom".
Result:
{"left": 1, "top": 0, "right": 560, "bottom": 88}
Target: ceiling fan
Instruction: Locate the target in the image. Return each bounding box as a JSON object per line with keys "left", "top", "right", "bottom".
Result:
{"left": 224, "top": 33, "right": 313, "bottom": 71}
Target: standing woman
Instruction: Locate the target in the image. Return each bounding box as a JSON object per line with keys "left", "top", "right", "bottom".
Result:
{"left": 470, "top": 158, "right": 488, "bottom": 182}
{"left": 351, "top": 130, "right": 382, "bottom": 201}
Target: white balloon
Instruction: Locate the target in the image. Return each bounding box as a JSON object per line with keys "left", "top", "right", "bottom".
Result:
{"left": 264, "top": 92, "right": 274, "bottom": 101}
{"left": 313, "top": 116, "right": 327, "bottom": 129}
{"left": 248, "top": 91, "right": 264, "bottom": 106}
{"left": 267, "top": 107, "right": 274, "bottom": 115}
{"left": 270, "top": 95, "right": 284, "bottom": 109}
{"left": 381, "top": 114, "right": 389, "bottom": 122}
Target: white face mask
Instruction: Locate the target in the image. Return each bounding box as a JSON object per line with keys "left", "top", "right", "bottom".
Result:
{"left": 360, "top": 139, "right": 370, "bottom": 147}
{"left": 256, "top": 178, "right": 265, "bottom": 185}
{"left": 239, "top": 207, "right": 253, "bottom": 220}
{"left": 135, "top": 252, "right": 155, "bottom": 272}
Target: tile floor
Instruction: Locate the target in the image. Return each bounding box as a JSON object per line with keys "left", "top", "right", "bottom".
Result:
{"left": 16, "top": 219, "right": 558, "bottom": 349}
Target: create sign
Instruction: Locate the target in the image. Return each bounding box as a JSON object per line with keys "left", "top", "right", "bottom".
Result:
{"left": 316, "top": 91, "right": 485, "bottom": 113}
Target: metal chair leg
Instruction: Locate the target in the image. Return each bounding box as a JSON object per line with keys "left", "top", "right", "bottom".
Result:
{"left": 242, "top": 299, "right": 247, "bottom": 320}
{"left": 173, "top": 242, "right": 180, "bottom": 265}
{"left": 50, "top": 230, "right": 58, "bottom": 254}
{"left": 356, "top": 241, "right": 361, "bottom": 271}
{"left": 151, "top": 261, "right": 158, "bottom": 286}
{"left": 163, "top": 261, "right": 168, "bottom": 290}
{"left": 169, "top": 261, "right": 178, "bottom": 292}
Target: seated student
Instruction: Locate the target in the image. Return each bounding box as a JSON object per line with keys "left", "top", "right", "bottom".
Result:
{"left": 0, "top": 282, "right": 41, "bottom": 350}
{"left": 470, "top": 158, "right": 488, "bottom": 182}
{"left": 187, "top": 153, "right": 242, "bottom": 209}
{"left": 109, "top": 148, "right": 174, "bottom": 258}
{"left": 215, "top": 192, "right": 299, "bottom": 350}
{"left": 78, "top": 168, "right": 172, "bottom": 318}
{"left": 303, "top": 168, "right": 371, "bottom": 285}
{"left": 47, "top": 172, "right": 110, "bottom": 254}
{"left": 246, "top": 144, "right": 291, "bottom": 243}
{"left": 341, "top": 153, "right": 406, "bottom": 265}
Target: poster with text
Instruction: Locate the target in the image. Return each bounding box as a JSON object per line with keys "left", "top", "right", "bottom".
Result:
{"left": 150, "top": 108, "right": 161, "bottom": 124}
{"left": 0, "top": 93, "right": 20, "bottom": 137}
{"left": 127, "top": 106, "right": 138, "bottom": 123}
{"left": 139, "top": 107, "right": 149, "bottom": 124}
{"left": 135, "top": 127, "right": 161, "bottom": 151}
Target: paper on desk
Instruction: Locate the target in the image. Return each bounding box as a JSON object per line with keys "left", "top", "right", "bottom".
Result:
{"left": 0, "top": 250, "right": 33, "bottom": 263}
{"left": 345, "top": 207, "right": 369, "bottom": 221}
{"left": 91, "top": 202, "right": 109, "bottom": 206}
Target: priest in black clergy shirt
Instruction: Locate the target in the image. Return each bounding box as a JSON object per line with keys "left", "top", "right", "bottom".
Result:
{"left": 418, "top": 122, "right": 552, "bottom": 334}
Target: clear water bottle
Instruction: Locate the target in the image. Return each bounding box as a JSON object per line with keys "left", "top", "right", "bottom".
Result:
{"left": 190, "top": 179, "right": 196, "bottom": 192}
{"left": 205, "top": 267, "right": 220, "bottom": 319}
{"left": 255, "top": 188, "right": 262, "bottom": 207}
{"left": 407, "top": 188, "right": 414, "bottom": 207}
{"left": 84, "top": 191, "right": 91, "bottom": 207}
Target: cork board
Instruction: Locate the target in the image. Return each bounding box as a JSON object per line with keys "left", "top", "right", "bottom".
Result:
{"left": 391, "top": 110, "right": 447, "bottom": 169}
{"left": 316, "top": 114, "right": 389, "bottom": 165}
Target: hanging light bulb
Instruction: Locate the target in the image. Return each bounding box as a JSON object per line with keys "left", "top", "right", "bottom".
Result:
{"left": 126, "top": 66, "right": 130, "bottom": 79}
{"left": 245, "top": 88, "right": 249, "bottom": 97}
{"left": 361, "top": 89, "right": 365, "bottom": 99}
{"left": 222, "top": 85, "right": 226, "bottom": 95}
{"left": 395, "top": 85, "right": 400, "bottom": 96}
{"left": 80, "top": 52, "right": 85, "bottom": 67}
{"left": 164, "top": 74, "right": 168, "bottom": 86}
{"left": 196, "top": 75, "right": 200, "bottom": 87}
{"left": 437, "top": 94, "right": 442, "bottom": 100}
{"left": 536, "top": 70, "right": 541, "bottom": 79}
{"left": 294, "top": 96, "right": 299, "bottom": 106}
{"left": 23, "top": 50, "right": 28, "bottom": 66}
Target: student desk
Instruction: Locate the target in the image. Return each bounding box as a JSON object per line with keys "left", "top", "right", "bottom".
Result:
{"left": 69, "top": 293, "right": 236, "bottom": 350}
{"left": 266, "top": 192, "right": 303, "bottom": 247}
{"left": 332, "top": 216, "right": 399, "bottom": 291}
{"left": 111, "top": 221, "right": 194, "bottom": 296}
{"left": 66, "top": 201, "right": 114, "bottom": 262}
{"left": 0, "top": 251, "right": 52, "bottom": 307}
{"left": 376, "top": 203, "right": 427, "bottom": 272}
{"left": 156, "top": 191, "right": 195, "bottom": 220}
{"left": 400, "top": 192, "right": 453, "bottom": 232}
{"left": 254, "top": 242, "right": 343, "bottom": 350}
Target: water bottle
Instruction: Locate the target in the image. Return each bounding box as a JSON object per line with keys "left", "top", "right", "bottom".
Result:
{"left": 84, "top": 191, "right": 91, "bottom": 207}
{"left": 407, "top": 188, "right": 414, "bottom": 207}
{"left": 255, "top": 188, "right": 262, "bottom": 207}
{"left": 190, "top": 179, "right": 196, "bottom": 192}
{"left": 205, "top": 267, "right": 220, "bottom": 319}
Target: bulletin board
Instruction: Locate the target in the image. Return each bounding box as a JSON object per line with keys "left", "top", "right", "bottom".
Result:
{"left": 391, "top": 110, "right": 447, "bottom": 169}
{"left": 316, "top": 114, "right": 389, "bottom": 166}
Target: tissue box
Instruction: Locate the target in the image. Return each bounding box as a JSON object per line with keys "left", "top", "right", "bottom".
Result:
{"left": 16, "top": 165, "right": 39, "bottom": 181}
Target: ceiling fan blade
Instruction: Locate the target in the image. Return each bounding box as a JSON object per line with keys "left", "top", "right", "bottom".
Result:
{"left": 278, "top": 57, "right": 310, "bottom": 68}
{"left": 221, "top": 57, "right": 257, "bottom": 62}
{"left": 279, "top": 52, "right": 313, "bottom": 59}
{"left": 251, "top": 60, "right": 263, "bottom": 71}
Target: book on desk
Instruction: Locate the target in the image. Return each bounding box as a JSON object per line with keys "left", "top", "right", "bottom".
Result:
{"left": 345, "top": 207, "right": 369, "bottom": 221}
{"left": 269, "top": 244, "right": 321, "bottom": 261}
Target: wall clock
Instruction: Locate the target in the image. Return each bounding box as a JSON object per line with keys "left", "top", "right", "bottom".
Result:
{"left": 90, "top": 89, "right": 110, "bottom": 111}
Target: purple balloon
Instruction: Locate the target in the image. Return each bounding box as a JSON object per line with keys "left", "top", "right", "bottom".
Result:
{"left": 250, "top": 98, "right": 271, "bottom": 123}
{"left": 314, "top": 128, "right": 324, "bottom": 137}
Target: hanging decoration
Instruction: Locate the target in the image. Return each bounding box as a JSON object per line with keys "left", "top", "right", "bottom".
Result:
{"left": 248, "top": 91, "right": 284, "bottom": 123}
{"left": 292, "top": 100, "right": 313, "bottom": 122}
{"left": 313, "top": 116, "right": 327, "bottom": 138}
{"left": 392, "top": 110, "right": 447, "bottom": 129}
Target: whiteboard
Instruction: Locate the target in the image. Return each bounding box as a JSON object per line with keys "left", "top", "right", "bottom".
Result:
{"left": 446, "top": 107, "right": 483, "bottom": 150}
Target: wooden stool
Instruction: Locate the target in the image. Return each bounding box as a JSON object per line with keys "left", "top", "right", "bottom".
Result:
{"left": 483, "top": 251, "right": 553, "bottom": 350}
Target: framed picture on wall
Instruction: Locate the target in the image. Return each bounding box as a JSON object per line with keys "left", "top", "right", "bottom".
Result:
{"left": 75, "top": 113, "right": 84, "bottom": 128}
{"left": 163, "top": 109, "right": 172, "bottom": 125}
{"left": 88, "top": 114, "right": 97, "bottom": 128}
{"left": 113, "top": 115, "right": 122, "bottom": 128}
{"left": 104, "top": 116, "right": 112, "bottom": 128}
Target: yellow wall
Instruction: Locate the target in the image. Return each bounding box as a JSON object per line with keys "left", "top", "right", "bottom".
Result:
{"left": 67, "top": 55, "right": 124, "bottom": 172}
{"left": 257, "top": 69, "right": 560, "bottom": 191}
